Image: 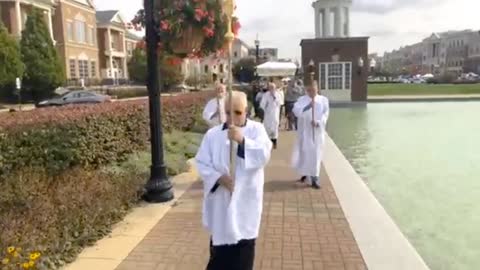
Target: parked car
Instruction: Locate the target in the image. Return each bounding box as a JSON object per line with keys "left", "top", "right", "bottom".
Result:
{"left": 36, "top": 90, "right": 111, "bottom": 107}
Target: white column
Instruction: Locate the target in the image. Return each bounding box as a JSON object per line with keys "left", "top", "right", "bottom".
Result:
{"left": 46, "top": 10, "right": 55, "bottom": 43}
{"left": 107, "top": 28, "right": 114, "bottom": 78}
{"left": 121, "top": 32, "right": 127, "bottom": 79}
{"left": 15, "top": 0, "right": 22, "bottom": 36}
{"left": 323, "top": 8, "right": 331, "bottom": 37}
{"left": 314, "top": 7, "right": 321, "bottom": 38}
{"left": 345, "top": 7, "right": 350, "bottom": 37}
{"left": 334, "top": 6, "right": 343, "bottom": 37}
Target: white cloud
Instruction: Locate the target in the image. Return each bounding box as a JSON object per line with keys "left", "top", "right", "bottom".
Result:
{"left": 93, "top": 0, "right": 480, "bottom": 59}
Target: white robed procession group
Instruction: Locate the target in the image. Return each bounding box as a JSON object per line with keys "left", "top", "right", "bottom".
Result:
{"left": 197, "top": 81, "right": 329, "bottom": 270}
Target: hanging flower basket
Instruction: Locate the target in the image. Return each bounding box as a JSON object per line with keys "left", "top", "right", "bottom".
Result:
{"left": 131, "top": 0, "right": 240, "bottom": 59}
{"left": 170, "top": 25, "right": 205, "bottom": 55}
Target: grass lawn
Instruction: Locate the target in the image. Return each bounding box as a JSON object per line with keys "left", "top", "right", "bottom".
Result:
{"left": 106, "top": 131, "right": 204, "bottom": 177}
{"left": 368, "top": 83, "right": 480, "bottom": 96}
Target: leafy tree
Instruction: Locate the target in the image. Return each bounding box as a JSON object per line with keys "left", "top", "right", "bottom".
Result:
{"left": 233, "top": 57, "right": 256, "bottom": 83}
{"left": 0, "top": 22, "right": 24, "bottom": 97}
{"left": 128, "top": 47, "right": 147, "bottom": 84}
{"left": 20, "top": 8, "right": 64, "bottom": 102}
{"left": 159, "top": 54, "right": 184, "bottom": 89}
{"left": 127, "top": 46, "right": 183, "bottom": 89}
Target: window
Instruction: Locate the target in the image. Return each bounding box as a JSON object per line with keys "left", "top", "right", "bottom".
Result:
{"left": 86, "top": 27, "right": 91, "bottom": 44}
{"left": 78, "top": 60, "right": 89, "bottom": 78}
{"left": 204, "top": 65, "right": 208, "bottom": 73}
{"left": 91, "top": 27, "right": 96, "bottom": 45}
{"left": 127, "top": 42, "right": 133, "bottom": 56}
{"left": 90, "top": 61, "right": 96, "bottom": 78}
{"left": 219, "top": 64, "right": 224, "bottom": 73}
{"left": 234, "top": 52, "right": 238, "bottom": 58}
{"left": 69, "top": 59, "right": 76, "bottom": 78}
{"left": 67, "top": 22, "right": 74, "bottom": 41}
{"left": 87, "top": 27, "right": 95, "bottom": 45}
{"left": 319, "top": 62, "right": 352, "bottom": 90}
{"left": 75, "top": 20, "right": 86, "bottom": 43}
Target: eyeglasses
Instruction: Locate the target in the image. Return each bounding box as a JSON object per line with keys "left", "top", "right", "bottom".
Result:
{"left": 226, "top": 110, "right": 243, "bottom": 116}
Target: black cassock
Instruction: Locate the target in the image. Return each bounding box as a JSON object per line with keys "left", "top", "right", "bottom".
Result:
{"left": 206, "top": 239, "right": 256, "bottom": 270}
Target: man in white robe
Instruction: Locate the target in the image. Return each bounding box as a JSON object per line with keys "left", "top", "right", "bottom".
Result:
{"left": 260, "top": 83, "right": 282, "bottom": 149}
{"left": 291, "top": 81, "right": 330, "bottom": 189}
{"left": 202, "top": 84, "right": 227, "bottom": 128}
{"left": 195, "top": 91, "right": 272, "bottom": 270}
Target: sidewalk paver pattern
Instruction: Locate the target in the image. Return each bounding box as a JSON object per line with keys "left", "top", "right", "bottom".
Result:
{"left": 116, "top": 132, "right": 367, "bottom": 270}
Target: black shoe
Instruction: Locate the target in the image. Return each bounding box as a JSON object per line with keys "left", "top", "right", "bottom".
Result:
{"left": 298, "top": 176, "right": 307, "bottom": 183}
{"left": 312, "top": 181, "right": 320, "bottom": 189}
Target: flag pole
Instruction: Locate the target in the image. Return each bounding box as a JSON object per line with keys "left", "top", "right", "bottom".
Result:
{"left": 224, "top": 0, "right": 236, "bottom": 187}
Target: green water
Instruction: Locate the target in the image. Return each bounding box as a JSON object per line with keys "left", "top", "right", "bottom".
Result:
{"left": 326, "top": 102, "right": 480, "bottom": 270}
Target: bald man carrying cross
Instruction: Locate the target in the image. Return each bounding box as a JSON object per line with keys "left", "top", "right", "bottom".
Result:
{"left": 195, "top": 91, "right": 273, "bottom": 270}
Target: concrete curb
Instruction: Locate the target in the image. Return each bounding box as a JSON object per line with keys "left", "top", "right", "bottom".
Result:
{"left": 368, "top": 94, "right": 480, "bottom": 102}
{"left": 62, "top": 159, "right": 199, "bottom": 270}
{"left": 323, "top": 135, "right": 431, "bottom": 270}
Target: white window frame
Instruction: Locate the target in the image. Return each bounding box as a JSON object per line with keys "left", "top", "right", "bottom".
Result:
{"left": 74, "top": 20, "right": 86, "bottom": 44}
{"left": 78, "top": 59, "right": 89, "bottom": 78}
{"left": 319, "top": 62, "right": 352, "bottom": 90}
{"left": 69, "top": 58, "right": 77, "bottom": 78}
{"left": 66, "top": 20, "right": 74, "bottom": 42}
{"left": 90, "top": 61, "right": 96, "bottom": 78}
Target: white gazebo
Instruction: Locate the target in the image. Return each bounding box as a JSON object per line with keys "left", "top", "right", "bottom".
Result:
{"left": 256, "top": 61, "right": 297, "bottom": 77}
{"left": 312, "top": 0, "right": 352, "bottom": 38}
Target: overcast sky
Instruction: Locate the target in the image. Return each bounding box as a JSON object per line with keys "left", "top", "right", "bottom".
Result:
{"left": 94, "top": 0, "right": 478, "bottom": 60}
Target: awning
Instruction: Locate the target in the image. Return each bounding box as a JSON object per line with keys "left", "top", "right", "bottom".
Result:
{"left": 256, "top": 61, "right": 297, "bottom": 77}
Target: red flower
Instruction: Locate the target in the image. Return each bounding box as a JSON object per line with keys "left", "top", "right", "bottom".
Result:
{"left": 136, "top": 40, "right": 146, "bottom": 49}
{"left": 167, "top": 57, "right": 183, "bottom": 66}
{"left": 160, "top": 20, "right": 170, "bottom": 31}
{"left": 194, "top": 8, "right": 207, "bottom": 21}
{"left": 202, "top": 26, "right": 214, "bottom": 37}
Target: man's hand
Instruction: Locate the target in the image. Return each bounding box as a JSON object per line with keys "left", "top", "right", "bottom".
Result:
{"left": 228, "top": 126, "right": 244, "bottom": 144}
{"left": 311, "top": 120, "right": 320, "bottom": 128}
{"left": 219, "top": 175, "right": 234, "bottom": 193}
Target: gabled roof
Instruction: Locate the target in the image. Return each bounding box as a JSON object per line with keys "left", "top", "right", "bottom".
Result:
{"left": 235, "top": 38, "right": 251, "bottom": 49}
{"left": 96, "top": 10, "right": 126, "bottom": 26}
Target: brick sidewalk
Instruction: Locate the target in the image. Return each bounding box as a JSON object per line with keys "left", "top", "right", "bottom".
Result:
{"left": 116, "top": 132, "right": 367, "bottom": 270}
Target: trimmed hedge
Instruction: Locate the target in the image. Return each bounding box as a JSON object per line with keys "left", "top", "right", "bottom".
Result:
{"left": 0, "top": 91, "right": 212, "bottom": 269}
{"left": 0, "top": 91, "right": 212, "bottom": 176}
{"left": 0, "top": 166, "right": 145, "bottom": 269}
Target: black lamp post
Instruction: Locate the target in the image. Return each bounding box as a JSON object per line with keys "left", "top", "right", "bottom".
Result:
{"left": 143, "top": 0, "right": 174, "bottom": 203}
{"left": 255, "top": 37, "right": 260, "bottom": 65}
{"left": 254, "top": 35, "right": 260, "bottom": 87}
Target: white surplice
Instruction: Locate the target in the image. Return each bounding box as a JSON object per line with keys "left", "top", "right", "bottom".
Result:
{"left": 202, "top": 97, "right": 226, "bottom": 128}
{"left": 260, "top": 91, "right": 282, "bottom": 139}
{"left": 195, "top": 120, "right": 273, "bottom": 246}
{"left": 291, "top": 95, "right": 330, "bottom": 177}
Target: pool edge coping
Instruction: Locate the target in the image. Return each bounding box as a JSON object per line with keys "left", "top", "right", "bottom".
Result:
{"left": 323, "top": 134, "right": 431, "bottom": 270}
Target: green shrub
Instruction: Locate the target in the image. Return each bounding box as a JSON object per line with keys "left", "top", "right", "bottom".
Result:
{"left": 106, "top": 87, "right": 148, "bottom": 99}
{"left": 0, "top": 91, "right": 213, "bottom": 176}
{"left": 0, "top": 22, "right": 24, "bottom": 89}
{"left": 20, "top": 8, "right": 64, "bottom": 103}
{"left": 0, "top": 91, "right": 210, "bottom": 269}
{"left": 0, "top": 165, "right": 145, "bottom": 269}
